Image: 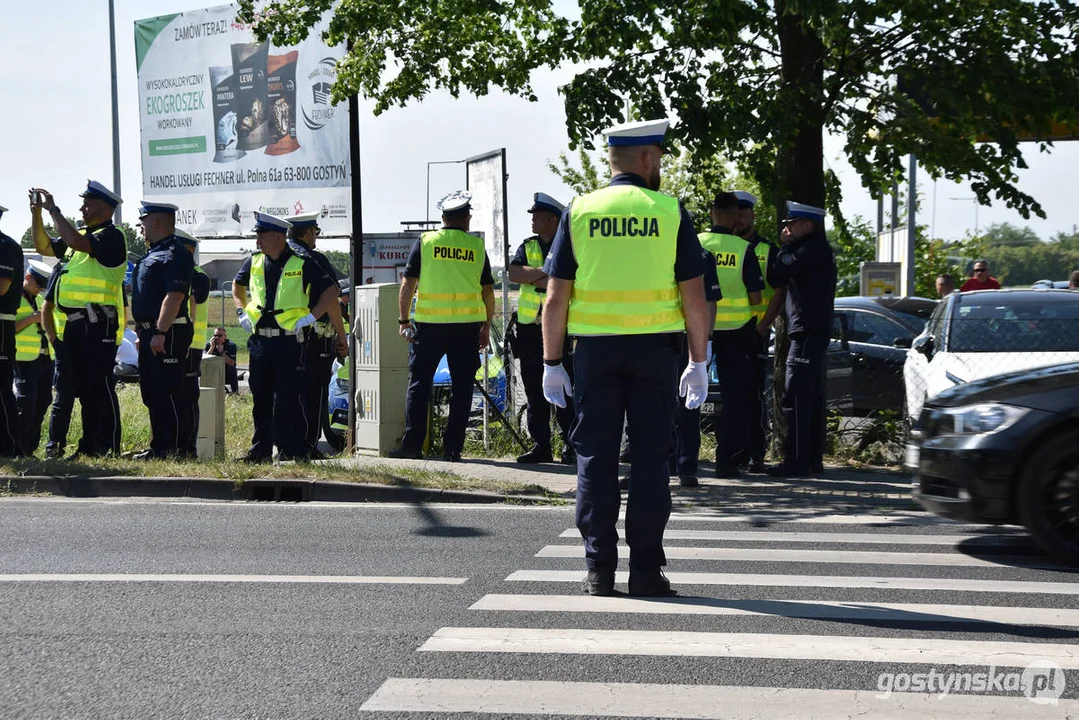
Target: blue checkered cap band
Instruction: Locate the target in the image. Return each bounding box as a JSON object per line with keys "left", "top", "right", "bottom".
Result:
{"left": 80, "top": 180, "right": 123, "bottom": 206}
{"left": 286, "top": 211, "right": 320, "bottom": 228}
{"left": 605, "top": 119, "right": 670, "bottom": 146}
{"left": 529, "top": 192, "right": 565, "bottom": 216}
{"left": 438, "top": 190, "right": 472, "bottom": 213}
{"left": 138, "top": 200, "right": 179, "bottom": 217}
{"left": 733, "top": 191, "right": 757, "bottom": 208}
{"left": 174, "top": 229, "right": 199, "bottom": 245}
{"left": 785, "top": 201, "right": 826, "bottom": 221}
{"left": 252, "top": 211, "right": 292, "bottom": 233}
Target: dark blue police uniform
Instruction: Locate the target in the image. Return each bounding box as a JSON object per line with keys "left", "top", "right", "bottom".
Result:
{"left": 771, "top": 225, "right": 837, "bottom": 474}
{"left": 43, "top": 260, "right": 75, "bottom": 459}
{"left": 546, "top": 172, "right": 706, "bottom": 577}
{"left": 0, "top": 230, "right": 24, "bottom": 456}
{"left": 180, "top": 268, "right": 211, "bottom": 457}
{"left": 131, "top": 235, "right": 195, "bottom": 457}
{"left": 398, "top": 239, "right": 494, "bottom": 459}
{"left": 235, "top": 246, "right": 334, "bottom": 461}
{"left": 747, "top": 232, "right": 779, "bottom": 467}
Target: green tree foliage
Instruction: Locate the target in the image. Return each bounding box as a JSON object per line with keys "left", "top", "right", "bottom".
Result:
{"left": 322, "top": 250, "right": 351, "bottom": 278}
{"left": 241, "top": 0, "right": 1079, "bottom": 231}
{"left": 982, "top": 243, "right": 1079, "bottom": 287}
{"left": 980, "top": 222, "right": 1040, "bottom": 248}
{"left": 827, "top": 216, "right": 875, "bottom": 298}
{"left": 914, "top": 234, "right": 985, "bottom": 297}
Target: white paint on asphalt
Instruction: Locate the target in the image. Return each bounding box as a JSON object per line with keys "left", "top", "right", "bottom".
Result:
{"left": 504, "top": 570, "right": 1079, "bottom": 595}
{"left": 471, "top": 593, "right": 1079, "bottom": 627}
{"left": 558, "top": 529, "right": 1028, "bottom": 545}
{"left": 660, "top": 512, "right": 967, "bottom": 525}
{"left": 420, "top": 627, "right": 1079, "bottom": 668}
{"left": 360, "top": 678, "right": 1079, "bottom": 718}
{"left": 0, "top": 573, "right": 467, "bottom": 585}
{"left": 536, "top": 545, "right": 1051, "bottom": 568}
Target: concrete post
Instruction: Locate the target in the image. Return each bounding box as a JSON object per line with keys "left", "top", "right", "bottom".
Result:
{"left": 199, "top": 354, "right": 226, "bottom": 459}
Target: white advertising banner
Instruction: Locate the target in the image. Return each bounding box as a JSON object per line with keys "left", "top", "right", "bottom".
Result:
{"left": 466, "top": 150, "right": 507, "bottom": 268}
{"left": 135, "top": 5, "right": 350, "bottom": 237}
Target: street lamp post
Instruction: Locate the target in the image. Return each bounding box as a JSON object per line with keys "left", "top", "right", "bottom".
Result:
{"left": 426, "top": 160, "right": 466, "bottom": 223}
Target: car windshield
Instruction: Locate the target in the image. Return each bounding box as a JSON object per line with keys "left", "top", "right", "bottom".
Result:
{"left": 891, "top": 310, "right": 930, "bottom": 333}
{"left": 947, "top": 296, "right": 1079, "bottom": 352}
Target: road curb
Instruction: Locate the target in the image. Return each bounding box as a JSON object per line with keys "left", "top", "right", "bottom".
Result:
{"left": 2, "top": 475, "right": 554, "bottom": 505}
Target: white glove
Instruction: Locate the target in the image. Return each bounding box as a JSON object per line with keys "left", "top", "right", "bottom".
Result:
{"left": 679, "top": 360, "right": 709, "bottom": 410}
{"left": 542, "top": 362, "right": 573, "bottom": 408}
{"left": 238, "top": 313, "right": 253, "bottom": 333}
{"left": 293, "top": 313, "right": 317, "bottom": 333}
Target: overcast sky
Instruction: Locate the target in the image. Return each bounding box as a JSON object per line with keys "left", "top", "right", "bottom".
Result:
{"left": 4, "top": 1, "right": 1078, "bottom": 259}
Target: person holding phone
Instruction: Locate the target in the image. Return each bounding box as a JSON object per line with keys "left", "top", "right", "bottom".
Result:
{"left": 205, "top": 326, "right": 239, "bottom": 394}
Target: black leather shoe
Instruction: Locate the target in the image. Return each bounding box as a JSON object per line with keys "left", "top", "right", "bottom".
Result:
{"left": 811, "top": 462, "right": 825, "bottom": 474}
{"left": 132, "top": 449, "right": 161, "bottom": 461}
{"left": 747, "top": 460, "right": 766, "bottom": 473}
{"left": 240, "top": 453, "right": 271, "bottom": 464}
{"left": 44, "top": 446, "right": 64, "bottom": 461}
{"left": 619, "top": 474, "right": 630, "bottom": 491}
{"left": 442, "top": 450, "right": 462, "bottom": 462}
{"left": 678, "top": 474, "right": 699, "bottom": 488}
{"left": 765, "top": 463, "right": 811, "bottom": 478}
{"left": 560, "top": 447, "right": 577, "bottom": 465}
{"left": 583, "top": 569, "right": 615, "bottom": 596}
{"left": 714, "top": 461, "right": 740, "bottom": 479}
{"left": 516, "top": 446, "right": 553, "bottom": 464}
{"left": 387, "top": 446, "right": 423, "bottom": 459}
{"left": 628, "top": 567, "right": 676, "bottom": 597}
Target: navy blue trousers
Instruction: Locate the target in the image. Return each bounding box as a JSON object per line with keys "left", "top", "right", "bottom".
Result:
{"left": 0, "top": 321, "right": 22, "bottom": 457}
{"left": 14, "top": 355, "right": 53, "bottom": 456}
{"left": 59, "top": 314, "right": 121, "bottom": 457}
{"left": 247, "top": 332, "right": 309, "bottom": 460}
{"left": 782, "top": 330, "right": 829, "bottom": 471}
{"left": 671, "top": 336, "right": 700, "bottom": 476}
{"left": 46, "top": 338, "right": 75, "bottom": 456}
{"left": 573, "top": 334, "right": 678, "bottom": 572}
{"left": 516, "top": 322, "right": 574, "bottom": 451}
{"left": 746, "top": 328, "right": 770, "bottom": 464}
{"left": 713, "top": 321, "right": 756, "bottom": 464}
{"left": 400, "top": 322, "right": 481, "bottom": 456}
{"left": 304, "top": 335, "right": 335, "bottom": 452}
{"left": 179, "top": 349, "right": 202, "bottom": 457}
{"left": 138, "top": 325, "right": 192, "bottom": 458}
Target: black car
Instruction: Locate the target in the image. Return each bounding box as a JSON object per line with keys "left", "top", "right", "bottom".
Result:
{"left": 909, "top": 362, "right": 1079, "bottom": 565}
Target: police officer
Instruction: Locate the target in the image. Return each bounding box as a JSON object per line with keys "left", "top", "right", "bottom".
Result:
{"left": 232, "top": 212, "right": 342, "bottom": 462}
{"left": 175, "top": 229, "right": 211, "bottom": 458}
{"left": 286, "top": 211, "right": 347, "bottom": 458}
{"left": 732, "top": 190, "right": 784, "bottom": 472}
{"left": 0, "top": 204, "right": 24, "bottom": 457}
{"left": 508, "top": 192, "right": 576, "bottom": 465}
{"left": 31, "top": 180, "right": 126, "bottom": 458}
{"left": 768, "top": 202, "right": 837, "bottom": 477}
{"left": 130, "top": 201, "right": 194, "bottom": 459}
{"left": 542, "top": 119, "right": 711, "bottom": 597}
{"left": 699, "top": 192, "right": 764, "bottom": 477}
{"left": 389, "top": 191, "right": 495, "bottom": 462}
{"left": 13, "top": 259, "right": 55, "bottom": 456}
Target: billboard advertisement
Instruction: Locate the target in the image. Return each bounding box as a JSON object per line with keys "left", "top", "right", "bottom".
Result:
{"left": 135, "top": 5, "right": 350, "bottom": 237}
{"left": 466, "top": 150, "right": 507, "bottom": 269}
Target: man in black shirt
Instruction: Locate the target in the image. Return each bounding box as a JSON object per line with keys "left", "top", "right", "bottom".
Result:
{"left": 205, "top": 326, "right": 239, "bottom": 394}
{"left": 768, "top": 202, "right": 837, "bottom": 477}
{"left": 130, "top": 201, "right": 194, "bottom": 459}
{"left": 232, "top": 212, "right": 343, "bottom": 462}
{"left": 0, "top": 204, "right": 25, "bottom": 456}
{"left": 31, "top": 180, "right": 126, "bottom": 458}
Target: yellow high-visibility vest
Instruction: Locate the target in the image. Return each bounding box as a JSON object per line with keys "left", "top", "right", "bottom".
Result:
{"left": 750, "top": 238, "right": 775, "bottom": 321}
{"left": 192, "top": 266, "right": 209, "bottom": 346}
{"left": 53, "top": 227, "right": 126, "bottom": 343}
{"left": 566, "top": 184, "right": 683, "bottom": 336}
{"left": 699, "top": 231, "right": 752, "bottom": 330}
{"left": 14, "top": 293, "right": 49, "bottom": 362}
{"left": 515, "top": 238, "right": 545, "bottom": 324}
{"left": 413, "top": 228, "right": 486, "bottom": 323}
{"left": 245, "top": 253, "right": 309, "bottom": 330}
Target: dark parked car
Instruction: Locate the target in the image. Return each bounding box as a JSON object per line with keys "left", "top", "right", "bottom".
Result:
{"left": 908, "top": 362, "right": 1079, "bottom": 565}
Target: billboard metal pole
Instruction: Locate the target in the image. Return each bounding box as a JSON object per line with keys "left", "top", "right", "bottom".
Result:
{"left": 906, "top": 155, "right": 917, "bottom": 297}
{"left": 346, "top": 80, "right": 363, "bottom": 455}
{"left": 109, "top": 0, "right": 122, "bottom": 225}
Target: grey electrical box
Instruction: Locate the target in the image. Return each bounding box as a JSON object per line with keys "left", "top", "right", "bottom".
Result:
{"left": 860, "top": 261, "right": 903, "bottom": 297}
{"left": 353, "top": 283, "right": 410, "bottom": 455}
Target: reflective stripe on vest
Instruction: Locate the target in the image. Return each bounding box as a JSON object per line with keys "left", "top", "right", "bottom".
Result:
{"left": 414, "top": 228, "right": 486, "bottom": 323}
{"left": 193, "top": 266, "right": 209, "bottom": 346}
{"left": 750, "top": 239, "right": 775, "bottom": 321}
{"left": 699, "top": 231, "right": 752, "bottom": 330}
{"left": 567, "top": 185, "right": 683, "bottom": 336}
{"left": 14, "top": 293, "right": 48, "bottom": 362}
{"left": 516, "top": 238, "right": 545, "bottom": 324}
{"left": 54, "top": 231, "right": 126, "bottom": 342}
{"left": 245, "top": 253, "right": 309, "bottom": 331}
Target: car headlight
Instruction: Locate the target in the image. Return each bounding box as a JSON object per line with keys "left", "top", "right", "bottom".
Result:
{"left": 936, "top": 403, "right": 1028, "bottom": 436}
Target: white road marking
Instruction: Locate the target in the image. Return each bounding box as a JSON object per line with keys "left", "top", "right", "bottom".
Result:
{"left": 558, "top": 528, "right": 1028, "bottom": 545}
{"left": 0, "top": 573, "right": 466, "bottom": 585}
{"left": 420, "top": 627, "right": 1079, "bottom": 668}
{"left": 360, "top": 678, "right": 1079, "bottom": 718}
{"left": 470, "top": 593, "right": 1079, "bottom": 627}
{"left": 505, "top": 570, "right": 1079, "bottom": 595}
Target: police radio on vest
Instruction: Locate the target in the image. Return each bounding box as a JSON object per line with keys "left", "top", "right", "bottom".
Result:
{"left": 433, "top": 246, "right": 476, "bottom": 262}
{"left": 588, "top": 216, "right": 660, "bottom": 238}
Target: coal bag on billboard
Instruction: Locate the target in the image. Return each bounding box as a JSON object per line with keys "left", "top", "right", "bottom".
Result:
{"left": 210, "top": 65, "right": 245, "bottom": 163}
{"left": 265, "top": 50, "right": 300, "bottom": 155}
{"left": 231, "top": 42, "right": 269, "bottom": 150}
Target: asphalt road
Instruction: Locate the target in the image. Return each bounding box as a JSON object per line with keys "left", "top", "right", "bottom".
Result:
{"left": 0, "top": 497, "right": 1077, "bottom": 719}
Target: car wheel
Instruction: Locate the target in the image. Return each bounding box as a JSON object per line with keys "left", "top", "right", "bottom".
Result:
{"left": 1017, "top": 428, "right": 1079, "bottom": 567}
{"left": 322, "top": 414, "right": 345, "bottom": 453}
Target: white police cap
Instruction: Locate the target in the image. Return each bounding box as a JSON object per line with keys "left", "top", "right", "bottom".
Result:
{"left": 0, "top": 204, "right": 7, "bottom": 216}
{"left": 437, "top": 190, "right": 472, "bottom": 214}
{"left": 285, "top": 211, "right": 320, "bottom": 229}
{"left": 604, "top": 118, "right": 670, "bottom": 147}
{"left": 79, "top": 180, "right": 123, "bottom": 207}
{"left": 252, "top": 211, "right": 292, "bottom": 233}
{"left": 26, "top": 259, "right": 53, "bottom": 284}
{"left": 138, "top": 200, "right": 179, "bottom": 217}
{"left": 784, "top": 201, "right": 826, "bottom": 222}
{"left": 733, "top": 191, "right": 757, "bottom": 208}
{"left": 528, "top": 192, "right": 565, "bottom": 217}
{"left": 174, "top": 229, "right": 199, "bottom": 246}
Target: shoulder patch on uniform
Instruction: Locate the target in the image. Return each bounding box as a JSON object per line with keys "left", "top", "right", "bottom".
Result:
{"left": 781, "top": 254, "right": 795, "bottom": 265}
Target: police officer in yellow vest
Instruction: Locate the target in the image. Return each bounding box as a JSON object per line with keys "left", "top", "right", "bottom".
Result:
{"left": 733, "top": 190, "right": 785, "bottom": 472}
{"left": 700, "top": 192, "right": 764, "bottom": 477}
{"left": 31, "top": 180, "right": 126, "bottom": 458}
{"left": 541, "top": 119, "right": 712, "bottom": 598}
{"left": 175, "top": 230, "right": 211, "bottom": 458}
{"left": 232, "top": 212, "right": 342, "bottom": 462}
{"left": 13, "top": 260, "right": 55, "bottom": 456}
{"left": 286, "top": 211, "right": 348, "bottom": 458}
{"left": 0, "top": 204, "right": 24, "bottom": 457}
{"left": 508, "top": 192, "right": 576, "bottom": 465}
{"left": 390, "top": 190, "right": 495, "bottom": 462}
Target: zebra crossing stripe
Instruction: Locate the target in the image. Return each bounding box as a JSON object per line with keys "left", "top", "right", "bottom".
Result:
{"left": 658, "top": 512, "right": 965, "bottom": 525}
{"left": 470, "top": 594, "right": 1079, "bottom": 627}
{"left": 360, "top": 678, "right": 1079, "bottom": 718}
{"left": 557, "top": 529, "right": 1030, "bottom": 546}
{"left": 0, "top": 574, "right": 467, "bottom": 585}
{"left": 536, "top": 545, "right": 1053, "bottom": 568}
{"left": 419, "top": 627, "right": 1079, "bottom": 668}
{"left": 504, "top": 570, "right": 1079, "bottom": 595}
